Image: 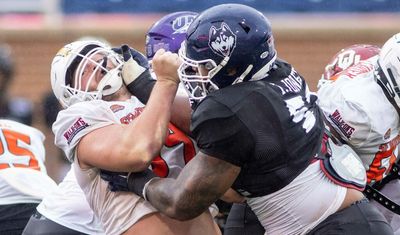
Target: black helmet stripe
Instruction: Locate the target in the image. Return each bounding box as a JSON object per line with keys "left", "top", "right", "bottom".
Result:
{"left": 65, "top": 44, "right": 100, "bottom": 86}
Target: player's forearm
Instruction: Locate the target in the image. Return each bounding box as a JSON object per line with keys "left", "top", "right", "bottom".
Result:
{"left": 123, "top": 80, "right": 179, "bottom": 171}
{"left": 170, "top": 93, "right": 191, "bottom": 134}
{"left": 145, "top": 177, "right": 210, "bottom": 220}
{"left": 133, "top": 78, "right": 191, "bottom": 134}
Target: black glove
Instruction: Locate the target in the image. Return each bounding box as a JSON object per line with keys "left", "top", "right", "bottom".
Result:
{"left": 100, "top": 168, "right": 157, "bottom": 197}
{"left": 100, "top": 170, "right": 130, "bottom": 192}
{"left": 112, "top": 45, "right": 155, "bottom": 104}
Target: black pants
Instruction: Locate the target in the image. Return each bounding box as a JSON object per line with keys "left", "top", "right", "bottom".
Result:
{"left": 224, "top": 203, "right": 265, "bottom": 235}
{"left": 22, "top": 210, "right": 88, "bottom": 235}
{"left": 307, "top": 198, "right": 393, "bottom": 235}
{"left": 0, "top": 203, "right": 39, "bottom": 235}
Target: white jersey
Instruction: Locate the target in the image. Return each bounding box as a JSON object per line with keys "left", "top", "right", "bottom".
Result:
{"left": 247, "top": 160, "right": 346, "bottom": 235}
{"left": 37, "top": 165, "right": 105, "bottom": 234}
{"left": 318, "top": 59, "right": 400, "bottom": 184}
{"left": 53, "top": 96, "right": 199, "bottom": 235}
{"left": 0, "top": 119, "right": 57, "bottom": 205}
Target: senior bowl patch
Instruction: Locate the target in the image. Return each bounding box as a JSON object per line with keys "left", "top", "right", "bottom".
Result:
{"left": 63, "top": 117, "right": 89, "bottom": 144}
{"left": 328, "top": 109, "right": 355, "bottom": 139}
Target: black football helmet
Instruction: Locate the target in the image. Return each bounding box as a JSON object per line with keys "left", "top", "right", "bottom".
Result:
{"left": 178, "top": 4, "right": 276, "bottom": 103}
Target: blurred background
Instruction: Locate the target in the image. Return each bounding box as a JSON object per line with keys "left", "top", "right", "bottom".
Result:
{"left": 0, "top": 0, "right": 399, "bottom": 182}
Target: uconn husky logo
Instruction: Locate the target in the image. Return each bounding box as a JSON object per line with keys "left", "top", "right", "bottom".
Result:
{"left": 209, "top": 23, "right": 237, "bottom": 57}
{"left": 172, "top": 15, "right": 196, "bottom": 34}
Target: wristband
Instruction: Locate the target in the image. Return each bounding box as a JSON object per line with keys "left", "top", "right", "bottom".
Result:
{"left": 126, "top": 73, "right": 155, "bottom": 104}
{"left": 142, "top": 177, "right": 160, "bottom": 201}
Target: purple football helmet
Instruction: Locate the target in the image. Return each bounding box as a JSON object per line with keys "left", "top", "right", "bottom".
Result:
{"left": 145, "top": 11, "right": 198, "bottom": 59}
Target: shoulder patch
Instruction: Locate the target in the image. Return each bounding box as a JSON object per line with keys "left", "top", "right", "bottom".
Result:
{"left": 328, "top": 109, "right": 355, "bottom": 139}
{"left": 63, "top": 117, "right": 89, "bottom": 144}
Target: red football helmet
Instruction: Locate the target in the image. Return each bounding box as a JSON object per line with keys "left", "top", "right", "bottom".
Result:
{"left": 318, "top": 44, "right": 380, "bottom": 88}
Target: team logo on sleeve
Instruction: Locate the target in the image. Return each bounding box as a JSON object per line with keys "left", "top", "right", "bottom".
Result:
{"left": 63, "top": 117, "right": 89, "bottom": 144}
{"left": 328, "top": 109, "right": 355, "bottom": 139}
{"left": 209, "top": 22, "right": 236, "bottom": 57}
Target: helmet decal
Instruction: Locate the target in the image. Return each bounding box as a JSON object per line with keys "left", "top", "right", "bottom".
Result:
{"left": 56, "top": 47, "right": 72, "bottom": 58}
{"left": 172, "top": 15, "right": 196, "bottom": 34}
{"left": 145, "top": 11, "right": 198, "bottom": 59}
{"left": 208, "top": 23, "right": 237, "bottom": 58}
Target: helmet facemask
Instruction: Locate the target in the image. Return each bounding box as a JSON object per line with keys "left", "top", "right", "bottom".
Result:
{"left": 63, "top": 46, "right": 123, "bottom": 106}
{"left": 178, "top": 41, "right": 226, "bottom": 103}
{"left": 376, "top": 33, "right": 400, "bottom": 112}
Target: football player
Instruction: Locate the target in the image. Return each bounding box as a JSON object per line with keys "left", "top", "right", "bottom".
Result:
{"left": 101, "top": 4, "right": 392, "bottom": 235}
{"left": 0, "top": 45, "right": 33, "bottom": 125}
{"left": 0, "top": 119, "right": 57, "bottom": 234}
{"left": 24, "top": 37, "right": 111, "bottom": 235}
{"left": 47, "top": 36, "right": 220, "bottom": 235}
{"left": 25, "top": 14, "right": 223, "bottom": 234}
{"left": 318, "top": 36, "right": 400, "bottom": 234}
{"left": 144, "top": 10, "right": 243, "bottom": 229}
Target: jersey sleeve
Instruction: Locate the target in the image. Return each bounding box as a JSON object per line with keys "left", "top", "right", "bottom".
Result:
{"left": 191, "top": 98, "right": 254, "bottom": 166}
{"left": 52, "top": 101, "right": 116, "bottom": 162}
{"left": 317, "top": 77, "right": 373, "bottom": 148}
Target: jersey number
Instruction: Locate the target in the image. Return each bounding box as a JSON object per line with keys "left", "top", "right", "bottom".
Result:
{"left": 285, "top": 95, "right": 316, "bottom": 133}
{"left": 0, "top": 129, "right": 40, "bottom": 170}
{"left": 366, "top": 136, "right": 399, "bottom": 183}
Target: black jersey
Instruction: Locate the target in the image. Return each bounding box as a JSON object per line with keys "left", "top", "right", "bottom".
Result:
{"left": 191, "top": 59, "right": 324, "bottom": 197}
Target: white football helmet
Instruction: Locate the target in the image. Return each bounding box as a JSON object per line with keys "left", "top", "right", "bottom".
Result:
{"left": 377, "top": 33, "right": 400, "bottom": 109}
{"left": 50, "top": 40, "right": 123, "bottom": 108}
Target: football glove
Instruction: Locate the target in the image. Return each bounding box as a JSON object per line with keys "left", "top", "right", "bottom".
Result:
{"left": 100, "top": 168, "right": 158, "bottom": 197}
{"left": 113, "top": 45, "right": 155, "bottom": 103}
{"left": 100, "top": 170, "right": 130, "bottom": 192}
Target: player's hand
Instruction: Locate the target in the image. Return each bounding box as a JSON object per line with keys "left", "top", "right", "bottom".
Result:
{"left": 116, "top": 45, "right": 151, "bottom": 85}
{"left": 112, "top": 45, "right": 155, "bottom": 103}
{"left": 152, "top": 49, "right": 181, "bottom": 85}
{"left": 100, "top": 169, "right": 158, "bottom": 197}
{"left": 100, "top": 170, "right": 130, "bottom": 192}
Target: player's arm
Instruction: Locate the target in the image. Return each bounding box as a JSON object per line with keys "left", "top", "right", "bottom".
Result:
{"left": 77, "top": 50, "right": 181, "bottom": 172}
{"left": 145, "top": 151, "right": 241, "bottom": 220}
{"left": 118, "top": 45, "right": 191, "bottom": 134}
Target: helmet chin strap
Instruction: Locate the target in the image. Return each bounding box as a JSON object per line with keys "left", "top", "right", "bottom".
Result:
{"left": 232, "top": 64, "right": 253, "bottom": 84}
{"left": 232, "top": 52, "right": 278, "bottom": 85}
{"left": 97, "top": 67, "right": 123, "bottom": 97}
{"left": 250, "top": 52, "right": 277, "bottom": 81}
